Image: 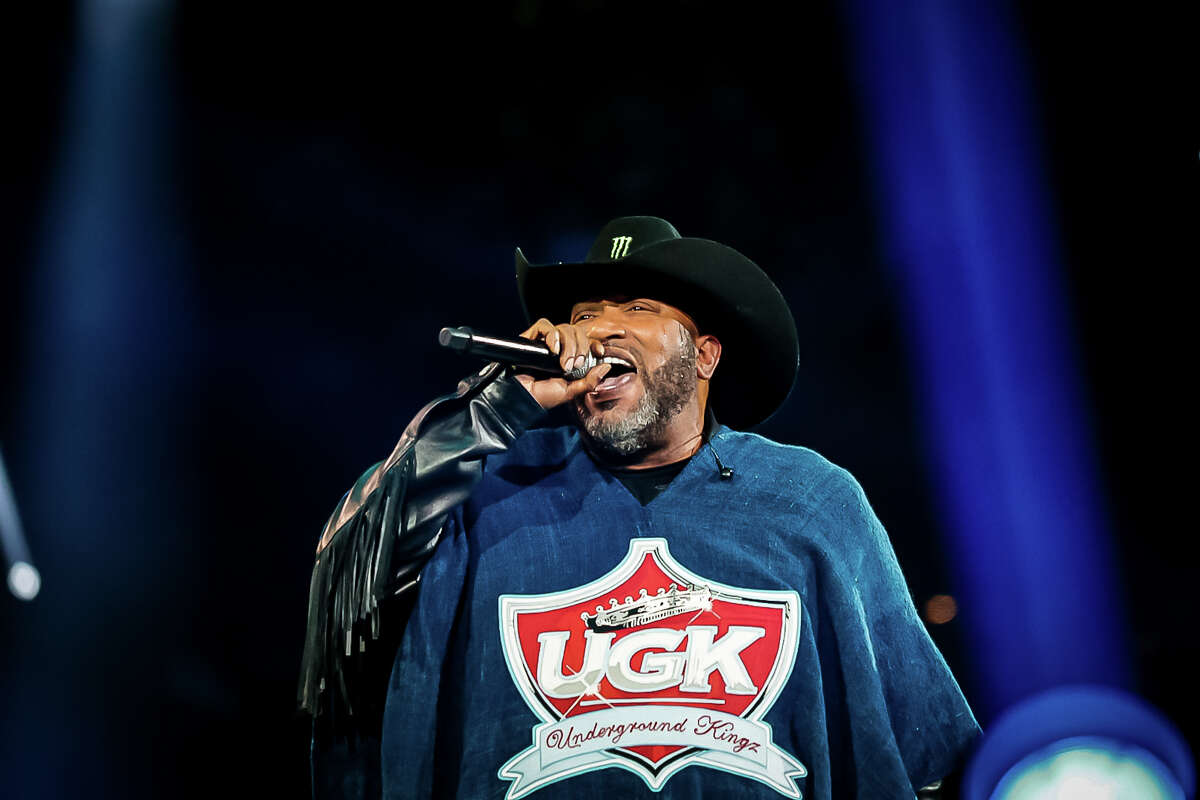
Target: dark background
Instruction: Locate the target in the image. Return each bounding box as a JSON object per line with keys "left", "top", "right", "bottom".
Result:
{"left": 1, "top": 2, "right": 1194, "bottom": 798}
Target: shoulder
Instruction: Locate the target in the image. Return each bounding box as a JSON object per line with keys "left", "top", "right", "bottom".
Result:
{"left": 716, "top": 429, "right": 858, "bottom": 489}
{"left": 715, "top": 429, "right": 878, "bottom": 526}
{"left": 488, "top": 424, "right": 582, "bottom": 469}
{"left": 470, "top": 426, "right": 588, "bottom": 512}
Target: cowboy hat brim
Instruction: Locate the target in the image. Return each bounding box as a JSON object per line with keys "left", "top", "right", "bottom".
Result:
{"left": 515, "top": 236, "right": 798, "bottom": 429}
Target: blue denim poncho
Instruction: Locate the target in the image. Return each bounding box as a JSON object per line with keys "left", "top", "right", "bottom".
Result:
{"left": 375, "top": 421, "right": 980, "bottom": 799}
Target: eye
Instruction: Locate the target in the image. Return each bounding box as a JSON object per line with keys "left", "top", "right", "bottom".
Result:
{"left": 573, "top": 313, "right": 595, "bottom": 323}
{"left": 627, "top": 304, "right": 652, "bottom": 312}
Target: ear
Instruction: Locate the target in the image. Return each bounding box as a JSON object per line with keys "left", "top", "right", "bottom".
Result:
{"left": 695, "top": 334, "right": 721, "bottom": 380}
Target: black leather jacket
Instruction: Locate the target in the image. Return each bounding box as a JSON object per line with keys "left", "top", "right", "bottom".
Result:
{"left": 298, "top": 364, "right": 545, "bottom": 777}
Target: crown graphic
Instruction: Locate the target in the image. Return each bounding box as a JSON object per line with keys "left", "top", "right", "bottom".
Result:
{"left": 581, "top": 583, "right": 712, "bottom": 632}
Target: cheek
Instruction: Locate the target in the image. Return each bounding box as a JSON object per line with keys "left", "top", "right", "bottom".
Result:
{"left": 640, "top": 328, "right": 678, "bottom": 370}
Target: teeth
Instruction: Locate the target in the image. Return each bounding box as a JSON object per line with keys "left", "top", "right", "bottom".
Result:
{"left": 600, "top": 356, "right": 633, "bottom": 367}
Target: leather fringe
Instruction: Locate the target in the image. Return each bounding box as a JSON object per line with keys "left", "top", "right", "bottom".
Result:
{"left": 298, "top": 450, "right": 414, "bottom": 725}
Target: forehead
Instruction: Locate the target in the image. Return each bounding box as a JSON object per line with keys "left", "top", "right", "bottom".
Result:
{"left": 570, "top": 295, "right": 700, "bottom": 332}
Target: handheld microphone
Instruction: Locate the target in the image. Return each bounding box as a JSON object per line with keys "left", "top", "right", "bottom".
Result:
{"left": 438, "top": 326, "right": 596, "bottom": 381}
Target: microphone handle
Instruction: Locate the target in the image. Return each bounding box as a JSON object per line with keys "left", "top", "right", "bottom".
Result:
{"left": 438, "top": 327, "right": 594, "bottom": 379}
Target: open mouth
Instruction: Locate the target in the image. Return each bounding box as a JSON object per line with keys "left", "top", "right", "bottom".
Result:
{"left": 591, "top": 355, "right": 637, "bottom": 395}
{"left": 600, "top": 355, "right": 636, "bottom": 378}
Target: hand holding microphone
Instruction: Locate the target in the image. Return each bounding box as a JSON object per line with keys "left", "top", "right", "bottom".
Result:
{"left": 438, "top": 319, "right": 612, "bottom": 409}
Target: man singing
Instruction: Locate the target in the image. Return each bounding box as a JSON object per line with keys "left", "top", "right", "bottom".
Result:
{"left": 299, "top": 216, "right": 980, "bottom": 799}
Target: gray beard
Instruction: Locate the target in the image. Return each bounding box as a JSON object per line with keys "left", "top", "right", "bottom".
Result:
{"left": 576, "top": 328, "right": 696, "bottom": 459}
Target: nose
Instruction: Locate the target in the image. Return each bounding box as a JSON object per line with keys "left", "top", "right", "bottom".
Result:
{"left": 582, "top": 308, "right": 627, "bottom": 340}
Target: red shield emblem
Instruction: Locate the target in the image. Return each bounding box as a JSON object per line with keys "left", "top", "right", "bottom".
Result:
{"left": 498, "top": 538, "right": 806, "bottom": 797}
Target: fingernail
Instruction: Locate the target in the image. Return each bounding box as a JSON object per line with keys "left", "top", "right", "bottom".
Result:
{"left": 574, "top": 355, "right": 585, "bottom": 371}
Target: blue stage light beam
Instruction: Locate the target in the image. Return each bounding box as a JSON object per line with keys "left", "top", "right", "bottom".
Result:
{"left": 0, "top": 447, "right": 41, "bottom": 600}
{"left": 2, "top": 0, "right": 178, "bottom": 796}
{"left": 841, "top": 0, "right": 1132, "bottom": 719}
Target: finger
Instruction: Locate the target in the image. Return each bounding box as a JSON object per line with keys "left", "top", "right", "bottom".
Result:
{"left": 528, "top": 379, "right": 568, "bottom": 411}
{"left": 526, "top": 319, "right": 564, "bottom": 356}
{"left": 570, "top": 326, "right": 597, "bottom": 373}
{"left": 518, "top": 320, "right": 544, "bottom": 339}
{"left": 557, "top": 324, "right": 580, "bottom": 371}
{"left": 520, "top": 373, "right": 568, "bottom": 410}
{"left": 519, "top": 319, "right": 558, "bottom": 351}
{"left": 559, "top": 326, "right": 580, "bottom": 373}
{"left": 564, "top": 363, "right": 611, "bottom": 399}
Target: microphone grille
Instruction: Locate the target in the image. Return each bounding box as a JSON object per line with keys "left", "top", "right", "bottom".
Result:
{"left": 563, "top": 353, "right": 597, "bottom": 381}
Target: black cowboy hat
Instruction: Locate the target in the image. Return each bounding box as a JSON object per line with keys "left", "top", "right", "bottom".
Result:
{"left": 515, "top": 216, "right": 798, "bottom": 429}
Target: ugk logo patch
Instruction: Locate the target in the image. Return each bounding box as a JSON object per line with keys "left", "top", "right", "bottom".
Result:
{"left": 498, "top": 538, "right": 807, "bottom": 797}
